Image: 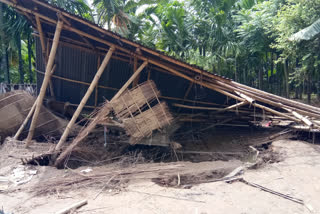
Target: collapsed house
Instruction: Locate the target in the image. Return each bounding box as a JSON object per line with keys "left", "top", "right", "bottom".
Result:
{"left": 1, "top": 0, "right": 320, "bottom": 167}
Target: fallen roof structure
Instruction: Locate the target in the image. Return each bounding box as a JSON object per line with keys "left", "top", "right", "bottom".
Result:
{"left": 2, "top": 0, "right": 320, "bottom": 166}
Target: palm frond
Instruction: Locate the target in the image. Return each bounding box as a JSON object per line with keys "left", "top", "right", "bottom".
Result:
{"left": 289, "top": 18, "right": 320, "bottom": 41}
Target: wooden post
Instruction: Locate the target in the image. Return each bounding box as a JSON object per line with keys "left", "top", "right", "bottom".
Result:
{"left": 54, "top": 60, "right": 148, "bottom": 166}
{"left": 25, "top": 20, "right": 63, "bottom": 146}
{"left": 132, "top": 56, "right": 138, "bottom": 87}
{"left": 94, "top": 55, "right": 101, "bottom": 107}
{"left": 55, "top": 46, "right": 115, "bottom": 151}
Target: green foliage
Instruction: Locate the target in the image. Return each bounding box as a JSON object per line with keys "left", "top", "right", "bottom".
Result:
{"left": 290, "top": 18, "right": 320, "bottom": 41}
{"left": 49, "top": 0, "right": 93, "bottom": 20}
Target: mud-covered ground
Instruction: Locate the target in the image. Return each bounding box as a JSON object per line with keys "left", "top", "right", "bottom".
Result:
{"left": 1, "top": 139, "right": 320, "bottom": 214}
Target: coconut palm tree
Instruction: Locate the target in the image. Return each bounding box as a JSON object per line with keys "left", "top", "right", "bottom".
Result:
{"left": 93, "top": 0, "right": 158, "bottom": 36}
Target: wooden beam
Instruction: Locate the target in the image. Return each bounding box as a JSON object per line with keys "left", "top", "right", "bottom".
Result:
{"left": 26, "top": 20, "right": 63, "bottom": 146}
{"left": 55, "top": 46, "right": 115, "bottom": 151}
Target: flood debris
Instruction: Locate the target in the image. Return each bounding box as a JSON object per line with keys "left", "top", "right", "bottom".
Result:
{"left": 1, "top": 0, "right": 320, "bottom": 203}
{"left": 0, "top": 91, "right": 79, "bottom": 144}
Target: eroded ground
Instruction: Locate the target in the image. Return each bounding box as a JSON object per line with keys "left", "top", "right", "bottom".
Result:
{"left": 1, "top": 139, "right": 320, "bottom": 214}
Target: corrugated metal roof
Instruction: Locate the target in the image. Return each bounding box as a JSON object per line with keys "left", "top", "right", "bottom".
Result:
{"left": 35, "top": 38, "right": 227, "bottom": 107}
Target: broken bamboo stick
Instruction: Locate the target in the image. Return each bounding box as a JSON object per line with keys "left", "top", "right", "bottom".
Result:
{"left": 284, "top": 108, "right": 314, "bottom": 127}
{"left": 55, "top": 46, "right": 115, "bottom": 151}
{"left": 25, "top": 20, "right": 63, "bottom": 147}
{"left": 55, "top": 200, "right": 87, "bottom": 214}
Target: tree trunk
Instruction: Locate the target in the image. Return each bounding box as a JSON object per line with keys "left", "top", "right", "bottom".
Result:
{"left": 234, "top": 57, "right": 237, "bottom": 82}
{"left": 0, "top": 3, "right": 8, "bottom": 83}
{"left": 258, "top": 66, "right": 263, "bottom": 90}
{"left": 28, "top": 33, "right": 33, "bottom": 83}
{"left": 5, "top": 48, "right": 10, "bottom": 84}
{"left": 17, "top": 33, "right": 24, "bottom": 84}
{"left": 307, "top": 71, "right": 312, "bottom": 104}
{"left": 283, "top": 59, "right": 289, "bottom": 98}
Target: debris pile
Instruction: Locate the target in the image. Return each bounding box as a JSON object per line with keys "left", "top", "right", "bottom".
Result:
{"left": 0, "top": 91, "right": 79, "bottom": 143}
{"left": 110, "top": 80, "right": 173, "bottom": 144}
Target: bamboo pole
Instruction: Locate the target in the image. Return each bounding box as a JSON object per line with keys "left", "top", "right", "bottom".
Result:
{"left": 213, "top": 77, "right": 320, "bottom": 117}
{"left": 48, "top": 64, "right": 57, "bottom": 97}
{"left": 35, "top": 69, "right": 119, "bottom": 91}
{"left": 235, "top": 91, "right": 254, "bottom": 103}
{"left": 209, "top": 76, "right": 320, "bottom": 118}
{"left": 159, "top": 96, "right": 225, "bottom": 107}
{"left": 35, "top": 15, "right": 46, "bottom": 61}
{"left": 36, "top": 16, "right": 55, "bottom": 98}
{"left": 25, "top": 20, "right": 63, "bottom": 146}
{"left": 95, "top": 55, "right": 101, "bottom": 106}
{"left": 253, "top": 103, "right": 300, "bottom": 123}
{"left": 231, "top": 81, "right": 320, "bottom": 113}
{"left": 132, "top": 56, "right": 139, "bottom": 87}
{"left": 173, "top": 103, "right": 251, "bottom": 114}
{"left": 284, "top": 108, "right": 314, "bottom": 127}
{"left": 54, "top": 61, "right": 148, "bottom": 166}
{"left": 55, "top": 46, "right": 115, "bottom": 151}
{"left": 150, "top": 62, "right": 304, "bottom": 123}
{"left": 216, "top": 101, "right": 248, "bottom": 113}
